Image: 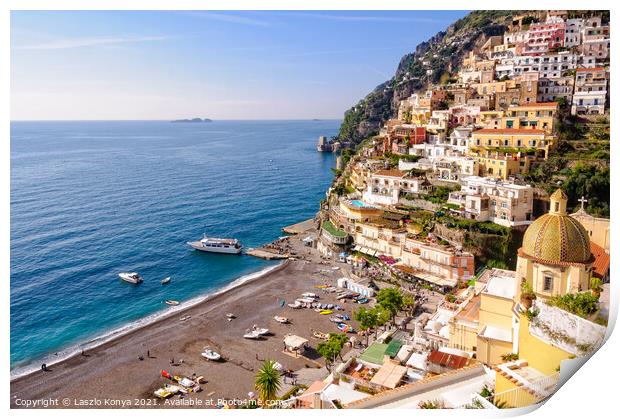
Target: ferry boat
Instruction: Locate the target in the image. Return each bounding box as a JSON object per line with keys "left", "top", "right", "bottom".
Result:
{"left": 187, "top": 234, "right": 242, "bottom": 254}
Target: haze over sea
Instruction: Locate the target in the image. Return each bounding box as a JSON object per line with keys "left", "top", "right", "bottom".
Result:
{"left": 10, "top": 120, "right": 338, "bottom": 374}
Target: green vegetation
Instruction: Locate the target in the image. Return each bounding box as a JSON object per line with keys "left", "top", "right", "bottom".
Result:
{"left": 317, "top": 333, "right": 348, "bottom": 371}
{"left": 354, "top": 307, "right": 379, "bottom": 346}
{"left": 376, "top": 288, "right": 404, "bottom": 324}
{"left": 322, "top": 220, "right": 347, "bottom": 238}
{"left": 548, "top": 292, "right": 599, "bottom": 319}
{"left": 254, "top": 360, "right": 282, "bottom": 407}
{"left": 422, "top": 186, "right": 458, "bottom": 204}
{"left": 500, "top": 353, "right": 519, "bottom": 362}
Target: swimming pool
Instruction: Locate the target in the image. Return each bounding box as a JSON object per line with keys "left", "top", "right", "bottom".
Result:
{"left": 350, "top": 200, "right": 367, "bottom": 207}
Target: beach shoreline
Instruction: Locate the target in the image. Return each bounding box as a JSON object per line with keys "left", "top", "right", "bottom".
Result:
{"left": 10, "top": 233, "right": 360, "bottom": 408}
{"left": 10, "top": 260, "right": 288, "bottom": 382}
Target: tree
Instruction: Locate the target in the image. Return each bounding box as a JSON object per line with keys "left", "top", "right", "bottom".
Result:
{"left": 254, "top": 360, "right": 282, "bottom": 407}
{"left": 354, "top": 307, "right": 378, "bottom": 346}
{"left": 590, "top": 277, "right": 603, "bottom": 297}
{"left": 317, "top": 333, "right": 348, "bottom": 371}
{"left": 402, "top": 293, "right": 416, "bottom": 317}
{"left": 376, "top": 288, "right": 404, "bottom": 324}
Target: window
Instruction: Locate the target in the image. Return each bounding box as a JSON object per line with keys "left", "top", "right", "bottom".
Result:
{"left": 543, "top": 274, "right": 553, "bottom": 291}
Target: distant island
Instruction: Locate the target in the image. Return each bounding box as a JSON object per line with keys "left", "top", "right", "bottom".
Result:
{"left": 171, "top": 118, "right": 212, "bottom": 123}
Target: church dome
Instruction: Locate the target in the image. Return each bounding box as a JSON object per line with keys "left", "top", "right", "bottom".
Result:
{"left": 520, "top": 189, "right": 591, "bottom": 264}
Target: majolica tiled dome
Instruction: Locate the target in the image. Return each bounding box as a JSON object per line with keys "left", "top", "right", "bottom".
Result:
{"left": 521, "top": 189, "right": 591, "bottom": 264}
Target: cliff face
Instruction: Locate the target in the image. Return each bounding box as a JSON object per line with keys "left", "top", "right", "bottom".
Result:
{"left": 336, "top": 11, "right": 519, "bottom": 144}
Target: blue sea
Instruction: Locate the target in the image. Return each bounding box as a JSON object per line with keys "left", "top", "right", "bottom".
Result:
{"left": 10, "top": 120, "right": 339, "bottom": 375}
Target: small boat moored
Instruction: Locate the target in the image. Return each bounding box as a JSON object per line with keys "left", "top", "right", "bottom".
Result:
{"left": 161, "top": 277, "right": 171, "bottom": 285}
{"left": 119, "top": 272, "right": 143, "bottom": 284}
{"left": 165, "top": 300, "right": 180, "bottom": 306}
{"left": 201, "top": 349, "right": 222, "bottom": 361}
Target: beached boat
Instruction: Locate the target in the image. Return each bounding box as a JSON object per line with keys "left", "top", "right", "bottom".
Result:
{"left": 301, "top": 292, "right": 318, "bottom": 298}
{"left": 356, "top": 298, "right": 369, "bottom": 304}
{"left": 313, "top": 331, "right": 329, "bottom": 340}
{"left": 319, "top": 310, "right": 332, "bottom": 315}
{"left": 226, "top": 313, "right": 236, "bottom": 319}
{"left": 252, "top": 325, "right": 269, "bottom": 336}
{"left": 329, "top": 317, "right": 341, "bottom": 323}
{"left": 187, "top": 234, "right": 242, "bottom": 254}
{"left": 165, "top": 300, "right": 180, "bottom": 306}
{"left": 273, "top": 316, "right": 289, "bottom": 324}
{"left": 243, "top": 330, "right": 262, "bottom": 339}
{"left": 201, "top": 349, "right": 221, "bottom": 361}
{"left": 119, "top": 272, "right": 143, "bottom": 284}
{"left": 161, "top": 276, "right": 171, "bottom": 285}
{"left": 287, "top": 301, "right": 302, "bottom": 309}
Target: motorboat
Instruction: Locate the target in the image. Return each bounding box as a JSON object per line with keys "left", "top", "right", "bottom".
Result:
{"left": 161, "top": 277, "right": 171, "bottom": 285}
{"left": 165, "top": 300, "right": 180, "bottom": 306}
{"left": 273, "top": 316, "right": 289, "bottom": 324}
{"left": 252, "top": 325, "right": 269, "bottom": 336}
{"left": 243, "top": 330, "right": 262, "bottom": 339}
{"left": 187, "top": 234, "right": 242, "bottom": 254}
{"left": 119, "top": 272, "right": 143, "bottom": 284}
{"left": 201, "top": 349, "right": 222, "bottom": 361}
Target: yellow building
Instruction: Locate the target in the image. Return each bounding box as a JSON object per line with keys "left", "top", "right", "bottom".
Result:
{"left": 472, "top": 80, "right": 517, "bottom": 96}
{"left": 571, "top": 206, "right": 610, "bottom": 253}
{"left": 516, "top": 189, "right": 593, "bottom": 301}
{"left": 474, "top": 155, "right": 527, "bottom": 179}
{"left": 470, "top": 128, "right": 554, "bottom": 163}
{"left": 501, "top": 102, "right": 559, "bottom": 134}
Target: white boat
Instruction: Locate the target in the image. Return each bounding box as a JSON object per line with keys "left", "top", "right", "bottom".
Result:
{"left": 273, "top": 316, "right": 289, "bottom": 324}
{"left": 243, "top": 330, "right": 262, "bottom": 339}
{"left": 252, "top": 325, "right": 269, "bottom": 335}
{"left": 165, "top": 300, "right": 180, "bottom": 306}
{"left": 161, "top": 277, "right": 171, "bottom": 285}
{"left": 201, "top": 349, "right": 221, "bottom": 361}
{"left": 119, "top": 272, "right": 143, "bottom": 284}
{"left": 226, "top": 313, "right": 236, "bottom": 319}
{"left": 187, "top": 234, "right": 242, "bottom": 254}
{"left": 301, "top": 292, "right": 318, "bottom": 298}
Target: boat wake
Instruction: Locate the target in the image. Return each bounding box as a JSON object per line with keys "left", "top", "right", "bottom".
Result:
{"left": 10, "top": 262, "right": 284, "bottom": 380}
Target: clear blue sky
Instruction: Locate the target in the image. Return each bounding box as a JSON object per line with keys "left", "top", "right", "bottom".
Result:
{"left": 11, "top": 10, "right": 469, "bottom": 120}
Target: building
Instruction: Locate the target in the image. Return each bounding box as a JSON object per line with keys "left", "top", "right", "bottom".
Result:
{"left": 580, "top": 17, "right": 610, "bottom": 60}
{"left": 399, "top": 237, "right": 475, "bottom": 289}
{"left": 447, "top": 176, "right": 534, "bottom": 227}
{"left": 515, "top": 189, "right": 593, "bottom": 300}
{"left": 363, "top": 170, "right": 430, "bottom": 206}
{"left": 501, "top": 102, "right": 559, "bottom": 134}
{"left": 537, "top": 76, "right": 574, "bottom": 103}
{"left": 571, "top": 67, "right": 608, "bottom": 115}
{"left": 523, "top": 16, "right": 566, "bottom": 56}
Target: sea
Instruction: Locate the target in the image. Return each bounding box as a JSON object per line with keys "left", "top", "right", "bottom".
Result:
{"left": 10, "top": 119, "right": 339, "bottom": 376}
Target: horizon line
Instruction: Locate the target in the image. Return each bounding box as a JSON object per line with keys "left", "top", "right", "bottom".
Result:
{"left": 10, "top": 118, "right": 344, "bottom": 122}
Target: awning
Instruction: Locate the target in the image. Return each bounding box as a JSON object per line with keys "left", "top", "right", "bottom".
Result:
{"left": 369, "top": 361, "right": 408, "bottom": 389}
{"left": 414, "top": 272, "right": 458, "bottom": 288}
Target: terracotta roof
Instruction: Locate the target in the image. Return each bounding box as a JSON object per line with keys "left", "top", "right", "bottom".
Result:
{"left": 590, "top": 242, "right": 610, "bottom": 278}
{"left": 576, "top": 67, "right": 605, "bottom": 72}
{"left": 512, "top": 102, "right": 559, "bottom": 108}
{"left": 474, "top": 128, "right": 546, "bottom": 135}
{"left": 374, "top": 169, "right": 407, "bottom": 178}
{"left": 427, "top": 350, "right": 469, "bottom": 370}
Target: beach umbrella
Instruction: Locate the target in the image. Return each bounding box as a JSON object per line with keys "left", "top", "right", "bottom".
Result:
{"left": 160, "top": 370, "right": 171, "bottom": 379}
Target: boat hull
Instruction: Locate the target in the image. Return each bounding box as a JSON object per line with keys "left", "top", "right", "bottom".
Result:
{"left": 187, "top": 241, "right": 242, "bottom": 254}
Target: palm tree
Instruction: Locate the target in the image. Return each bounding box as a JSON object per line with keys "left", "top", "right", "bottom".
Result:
{"left": 254, "top": 360, "right": 281, "bottom": 408}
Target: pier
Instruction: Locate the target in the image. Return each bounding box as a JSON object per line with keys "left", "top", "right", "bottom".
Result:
{"left": 282, "top": 218, "right": 316, "bottom": 235}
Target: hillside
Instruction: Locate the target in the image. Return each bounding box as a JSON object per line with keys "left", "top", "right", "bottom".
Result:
{"left": 336, "top": 10, "right": 608, "bottom": 145}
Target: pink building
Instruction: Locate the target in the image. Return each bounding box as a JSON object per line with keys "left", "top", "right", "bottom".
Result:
{"left": 523, "top": 18, "right": 566, "bottom": 56}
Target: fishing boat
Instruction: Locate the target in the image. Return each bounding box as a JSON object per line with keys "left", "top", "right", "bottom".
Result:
{"left": 161, "top": 277, "right": 171, "bottom": 285}
{"left": 320, "top": 310, "right": 333, "bottom": 315}
{"left": 119, "top": 272, "right": 143, "bottom": 284}
{"left": 165, "top": 300, "right": 180, "bottom": 306}
{"left": 201, "top": 349, "right": 222, "bottom": 361}
{"left": 273, "top": 316, "right": 289, "bottom": 324}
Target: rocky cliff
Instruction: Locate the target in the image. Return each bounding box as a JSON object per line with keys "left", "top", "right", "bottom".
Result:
{"left": 336, "top": 10, "right": 519, "bottom": 144}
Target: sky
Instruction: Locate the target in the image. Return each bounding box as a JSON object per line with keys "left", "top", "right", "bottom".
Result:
{"left": 10, "top": 10, "right": 469, "bottom": 120}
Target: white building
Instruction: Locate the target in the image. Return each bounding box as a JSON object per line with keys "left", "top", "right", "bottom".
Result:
{"left": 571, "top": 67, "right": 608, "bottom": 115}
{"left": 447, "top": 176, "right": 534, "bottom": 227}
{"left": 363, "top": 169, "right": 430, "bottom": 206}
